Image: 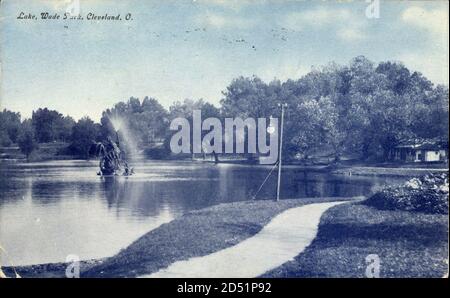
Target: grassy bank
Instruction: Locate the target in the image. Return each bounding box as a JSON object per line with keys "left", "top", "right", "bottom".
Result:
{"left": 83, "top": 197, "right": 356, "bottom": 278}
{"left": 3, "top": 194, "right": 447, "bottom": 278}
{"left": 331, "top": 166, "right": 448, "bottom": 177}
{"left": 3, "top": 197, "right": 356, "bottom": 278}
{"left": 0, "top": 142, "right": 75, "bottom": 162}
{"left": 262, "top": 202, "right": 448, "bottom": 278}
{"left": 2, "top": 143, "right": 447, "bottom": 175}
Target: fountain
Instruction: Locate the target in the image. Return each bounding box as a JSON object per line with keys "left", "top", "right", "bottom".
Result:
{"left": 94, "top": 115, "right": 137, "bottom": 176}
{"left": 109, "top": 116, "right": 143, "bottom": 161}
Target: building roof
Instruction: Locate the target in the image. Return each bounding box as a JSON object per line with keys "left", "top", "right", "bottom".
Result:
{"left": 395, "top": 138, "right": 447, "bottom": 150}
{"left": 415, "top": 143, "right": 443, "bottom": 150}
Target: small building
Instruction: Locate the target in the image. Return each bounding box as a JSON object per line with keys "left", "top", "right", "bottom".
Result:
{"left": 393, "top": 140, "right": 448, "bottom": 163}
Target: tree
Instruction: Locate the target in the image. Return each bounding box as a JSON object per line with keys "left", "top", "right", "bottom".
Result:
{"left": 69, "top": 117, "right": 100, "bottom": 159}
{"left": 4, "top": 55, "right": 447, "bottom": 163}
{"left": 0, "top": 129, "right": 10, "bottom": 147}
{"left": 17, "top": 120, "right": 38, "bottom": 161}
{"left": 376, "top": 61, "right": 411, "bottom": 95}
{"left": 131, "top": 97, "right": 169, "bottom": 144}
{"left": 411, "top": 84, "right": 449, "bottom": 141}
{"left": 166, "top": 98, "right": 221, "bottom": 155}
{"left": 219, "top": 77, "right": 283, "bottom": 160}
{"left": 0, "top": 109, "right": 21, "bottom": 146}
{"left": 54, "top": 115, "right": 76, "bottom": 142}
{"left": 284, "top": 98, "right": 323, "bottom": 160}
{"left": 317, "top": 96, "right": 346, "bottom": 161}
{"left": 100, "top": 97, "right": 169, "bottom": 147}
{"left": 31, "top": 108, "right": 65, "bottom": 143}
{"left": 221, "top": 76, "right": 278, "bottom": 118}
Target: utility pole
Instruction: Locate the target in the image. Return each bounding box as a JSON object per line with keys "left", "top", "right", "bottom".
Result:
{"left": 276, "top": 103, "right": 286, "bottom": 202}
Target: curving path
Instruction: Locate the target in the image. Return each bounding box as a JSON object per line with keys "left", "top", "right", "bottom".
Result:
{"left": 142, "top": 201, "right": 347, "bottom": 278}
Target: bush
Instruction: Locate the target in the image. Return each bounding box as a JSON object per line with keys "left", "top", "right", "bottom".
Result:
{"left": 363, "top": 172, "right": 449, "bottom": 214}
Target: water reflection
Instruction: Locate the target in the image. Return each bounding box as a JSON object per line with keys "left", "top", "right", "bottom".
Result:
{"left": 0, "top": 160, "right": 407, "bottom": 266}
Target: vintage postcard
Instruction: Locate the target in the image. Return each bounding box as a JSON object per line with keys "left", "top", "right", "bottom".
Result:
{"left": 0, "top": 0, "right": 448, "bottom": 285}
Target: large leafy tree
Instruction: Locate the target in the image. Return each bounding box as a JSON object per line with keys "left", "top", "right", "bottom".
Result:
{"left": 167, "top": 98, "right": 221, "bottom": 153}
{"left": 101, "top": 97, "right": 169, "bottom": 147}
{"left": 3, "top": 56, "right": 448, "bottom": 163}
{"left": 31, "top": 108, "right": 66, "bottom": 143}
{"left": 54, "top": 115, "right": 76, "bottom": 143}
{"left": 17, "top": 120, "right": 38, "bottom": 161}
{"left": 218, "top": 56, "right": 448, "bottom": 162}
{"left": 69, "top": 117, "right": 100, "bottom": 159}
{"left": 221, "top": 76, "right": 279, "bottom": 118}
{"left": 0, "top": 109, "right": 21, "bottom": 146}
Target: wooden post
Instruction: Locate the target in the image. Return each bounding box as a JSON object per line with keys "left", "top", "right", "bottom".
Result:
{"left": 276, "top": 104, "right": 285, "bottom": 202}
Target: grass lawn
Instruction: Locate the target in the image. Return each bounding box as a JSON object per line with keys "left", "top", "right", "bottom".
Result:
{"left": 82, "top": 197, "right": 354, "bottom": 278}
{"left": 263, "top": 201, "right": 448, "bottom": 278}
{"left": 4, "top": 197, "right": 446, "bottom": 278}
{"left": 4, "top": 197, "right": 353, "bottom": 278}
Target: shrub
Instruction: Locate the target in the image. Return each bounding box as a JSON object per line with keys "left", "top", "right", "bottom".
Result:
{"left": 363, "top": 172, "right": 449, "bottom": 214}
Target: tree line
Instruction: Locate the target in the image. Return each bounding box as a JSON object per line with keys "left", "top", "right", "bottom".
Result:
{"left": 0, "top": 56, "right": 448, "bottom": 161}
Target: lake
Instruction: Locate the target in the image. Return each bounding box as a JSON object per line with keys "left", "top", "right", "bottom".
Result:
{"left": 0, "top": 160, "right": 408, "bottom": 266}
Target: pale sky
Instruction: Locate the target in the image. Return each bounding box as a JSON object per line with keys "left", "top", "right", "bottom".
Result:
{"left": 0, "top": 0, "right": 448, "bottom": 121}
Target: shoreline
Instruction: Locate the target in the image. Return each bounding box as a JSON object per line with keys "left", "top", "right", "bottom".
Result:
{"left": 2, "top": 195, "right": 447, "bottom": 278}
{"left": 1, "top": 156, "right": 447, "bottom": 178}
{"left": 330, "top": 166, "right": 448, "bottom": 177}
{"left": 2, "top": 197, "right": 361, "bottom": 278}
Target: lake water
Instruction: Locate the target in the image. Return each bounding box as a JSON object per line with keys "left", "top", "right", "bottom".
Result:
{"left": 0, "top": 160, "right": 408, "bottom": 266}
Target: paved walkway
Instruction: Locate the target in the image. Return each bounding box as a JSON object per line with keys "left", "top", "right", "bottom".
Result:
{"left": 143, "top": 201, "right": 347, "bottom": 278}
